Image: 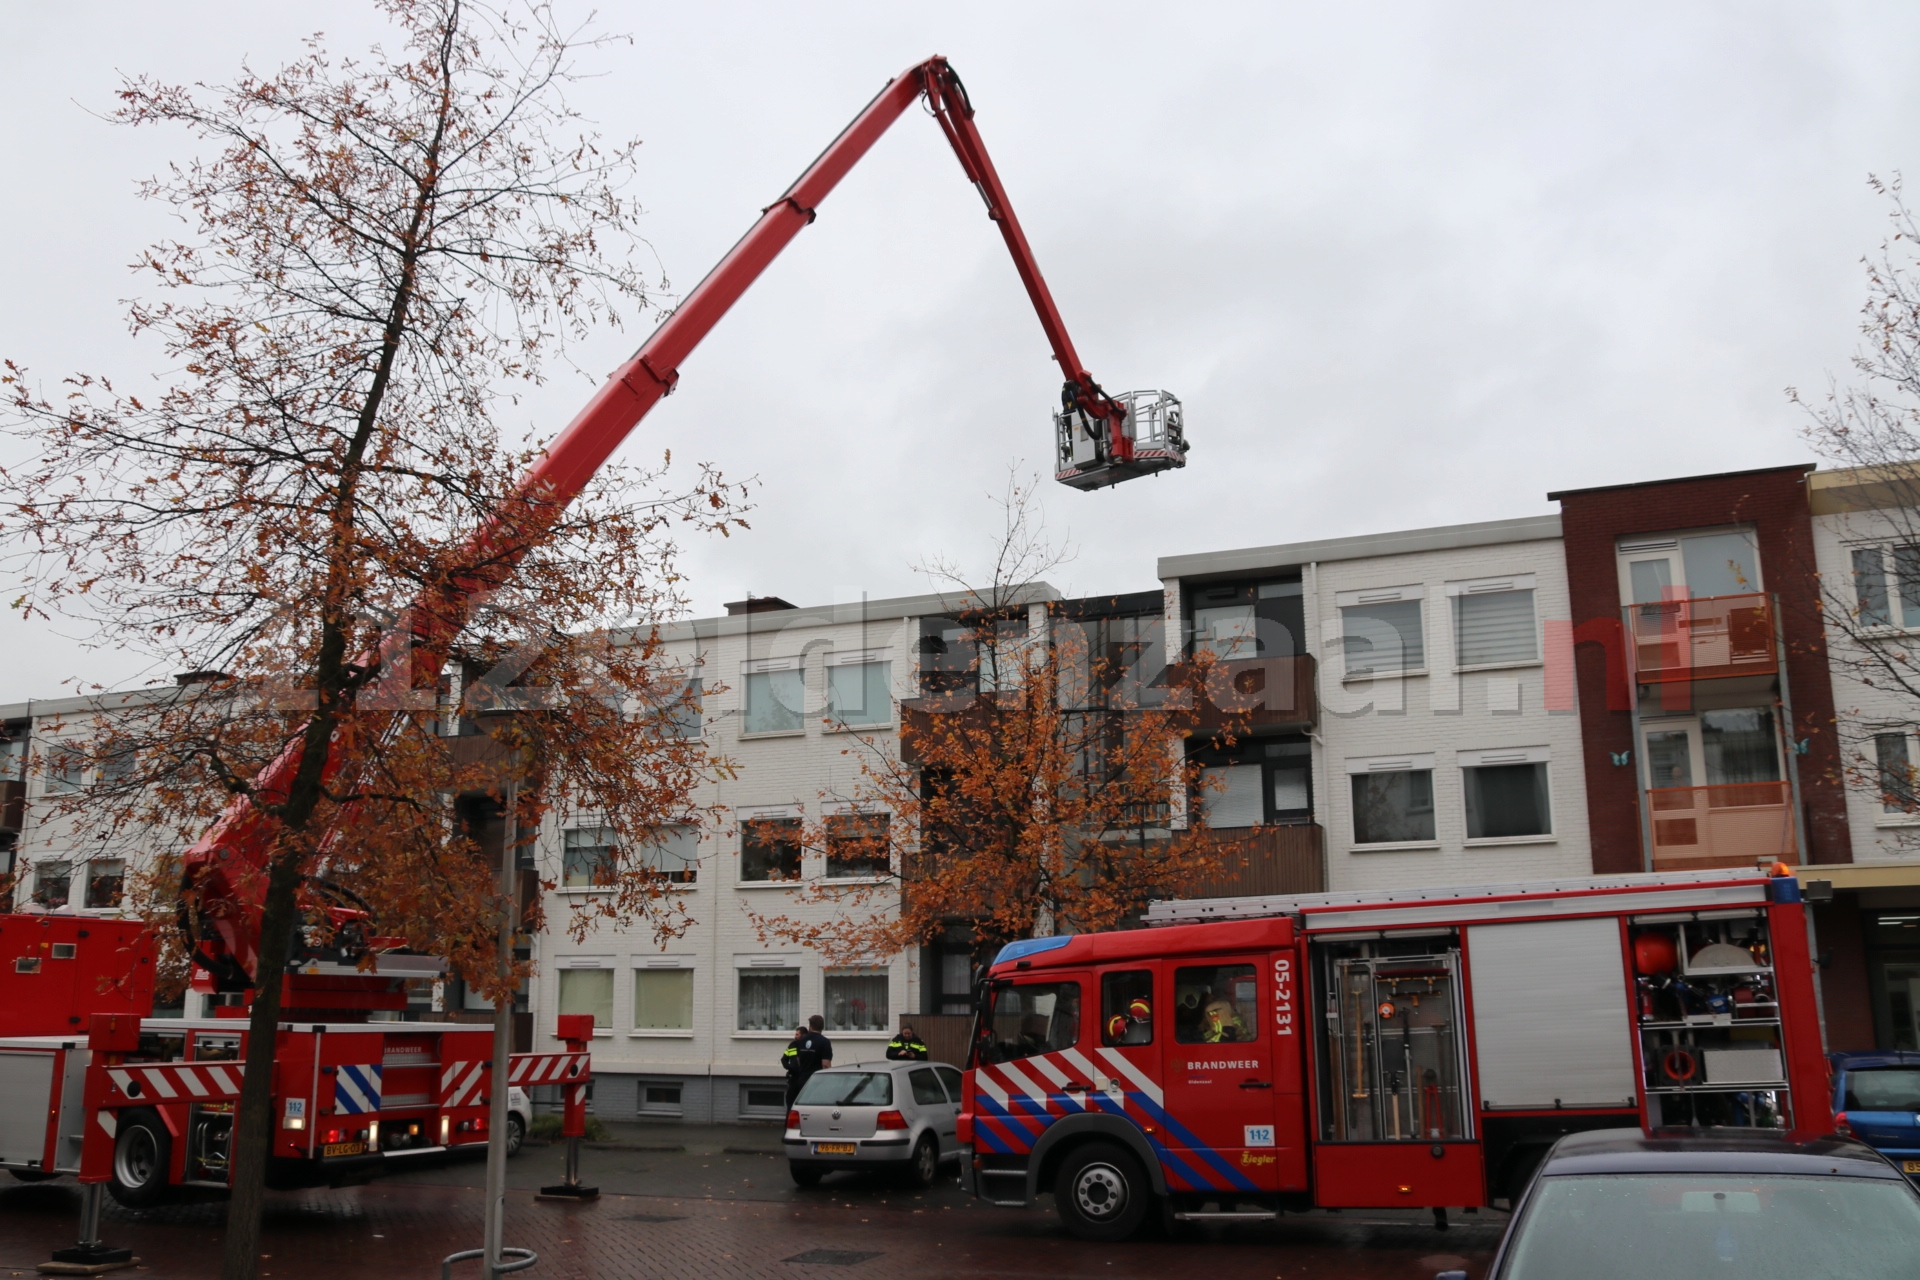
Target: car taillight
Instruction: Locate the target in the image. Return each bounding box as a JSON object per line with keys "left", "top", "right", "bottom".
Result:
{"left": 876, "top": 1109, "right": 909, "bottom": 1131}
{"left": 1835, "top": 1111, "right": 1854, "bottom": 1137}
{"left": 787, "top": 1110, "right": 801, "bottom": 1129}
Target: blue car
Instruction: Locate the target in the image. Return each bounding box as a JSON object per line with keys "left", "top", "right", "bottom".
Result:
{"left": 1831, "top": 1051, "right": 1920, "bottom": 1178}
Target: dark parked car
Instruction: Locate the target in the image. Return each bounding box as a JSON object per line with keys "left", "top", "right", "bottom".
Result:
{"left": 1831, "top": 1050, "right": 1920, "bottom": 1177}
{"left": 1445, "top": 1128, "right": 1920, "bottom": 1280}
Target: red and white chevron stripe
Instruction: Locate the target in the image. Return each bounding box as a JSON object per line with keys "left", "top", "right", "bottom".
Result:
{"left": 439, "top": 1060, "right": 486, "bottom": 1108}
{"left": 507, "top": 1052, "right": 589, "bottom": 1086}
{"left": 104, "top": 1061, "right": 245, "bottom": 1106}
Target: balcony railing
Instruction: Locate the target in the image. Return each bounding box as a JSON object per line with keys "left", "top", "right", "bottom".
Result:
{"left": 1647, "top": 781, "right": 1795, "bottom": 871}
{"left": 1166, "top": 653, "right": 1318, "bottom": 735}
{"left": 1625, "top": 592, "right": 1776, "bottom": 684}
{"left": 1182, "top": 823, "right": 1325, "bottom": 898}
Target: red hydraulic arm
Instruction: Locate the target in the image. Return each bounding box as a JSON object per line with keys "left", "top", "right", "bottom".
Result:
{"left": 181, "top": 56, "right": 1139, "bottom": 995}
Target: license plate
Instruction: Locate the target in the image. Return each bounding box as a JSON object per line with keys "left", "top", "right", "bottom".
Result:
{"left": 323, "top": 1141, "right": 366, "bottom": 1158}
{"left": 1904, "top": 1160, "right": 1920, "bottom": 1175}
{"left": 813, "top": 1142, "right": 857, "bottom": 1155}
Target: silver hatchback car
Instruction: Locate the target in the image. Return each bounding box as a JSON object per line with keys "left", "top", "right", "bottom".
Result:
{"left": 784, "top": 1061, "right": 963, "bottom": 1188}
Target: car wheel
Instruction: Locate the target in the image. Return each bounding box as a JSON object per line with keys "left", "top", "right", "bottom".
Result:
{"left": 1054, "top": 1142, "right": 1149, "bottom": 1242}
{"left": 108, "top": 1108, "right": 174, "bottom": 1208}
{"left": 505, "top": 1114, "right": 525, "bottom": 1158}
{"left": 790, "top": 1161, "right": 826, "bottom": 1188}
{"left": 904, "top": 1134, "right": 940, "bottom": 1189}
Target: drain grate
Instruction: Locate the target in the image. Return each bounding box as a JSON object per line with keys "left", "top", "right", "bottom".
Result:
{"left": 784, "top": 1250, "right": 883, "bottom": 1266}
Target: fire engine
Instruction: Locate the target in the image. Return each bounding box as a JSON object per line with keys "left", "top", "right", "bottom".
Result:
{"left": 958, "top": 868, "right": 1832, "bottom": 1241}
{"left": 0, "top": 54, "right": 1176, "bottom": 1265}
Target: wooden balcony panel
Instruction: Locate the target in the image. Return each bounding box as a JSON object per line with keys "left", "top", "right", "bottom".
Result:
{"left": 1647, "top": 781, "right": 1795, "bottom": 871}
{"left": 1626, "top": 592, "right": 1777, "bottom": 685}
{"left": 1167, "top": 654, "right": 1317, "bottom": 736}
{"left": 1183, "top": 824, "right": 1325, "bottom": 899}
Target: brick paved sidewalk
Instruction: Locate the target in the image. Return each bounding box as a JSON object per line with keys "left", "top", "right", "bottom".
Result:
{"left": 0, "top": 1176, "right": 1499, "bottom": 1280}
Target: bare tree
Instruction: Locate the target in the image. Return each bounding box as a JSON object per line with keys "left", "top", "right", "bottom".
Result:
{"left": 0, "top": 4, "right": 745, "bottom": 1275}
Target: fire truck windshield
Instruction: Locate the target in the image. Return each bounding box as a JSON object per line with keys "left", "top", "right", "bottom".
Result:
{"left": 976, "top": 980, "right": 1081, "bottom": 1065}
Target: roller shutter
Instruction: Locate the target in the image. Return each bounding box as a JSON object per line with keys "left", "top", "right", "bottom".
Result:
{"left": 1467, "top": 918, "right": 1637, "bottom": 1109}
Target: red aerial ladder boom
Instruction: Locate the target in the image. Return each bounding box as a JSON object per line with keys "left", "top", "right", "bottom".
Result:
{"left": 180, "top": 56, "right": 1186, "bottom": 1002}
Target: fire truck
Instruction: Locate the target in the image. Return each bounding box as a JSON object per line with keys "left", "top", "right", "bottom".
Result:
{"left": 0, "top": 54, "right": 1176, "bottom": 1261}
{"left": 957, "top": 868, "right": 1833, "bottom": 1241}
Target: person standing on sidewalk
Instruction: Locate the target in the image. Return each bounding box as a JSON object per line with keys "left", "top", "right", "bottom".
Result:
{"left": 781, "top": 1026, "right": 807, "bottom": 1108}
{"left": 886, "top": 1024, "right": 930, "bottom": 1061}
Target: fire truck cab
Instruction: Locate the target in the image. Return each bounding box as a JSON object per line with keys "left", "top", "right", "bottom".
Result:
{"left": 958, "top": 869, "right": 1831, "bottom": 1241}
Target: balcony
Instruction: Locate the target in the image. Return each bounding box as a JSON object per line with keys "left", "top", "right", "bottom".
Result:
{"left": 1625, "top": 592, "right": 1776, "bottom": 685}
{"left": 0, "top": 780, "right": 21, "bottom": 833}
{"left": 1167, "top": 654, "right": 1318, "bottom": 735}
{"left": 1647, "top": 782, "right": 1796, "bottom": 871}
{"left": 1182, "top": 824, "right": 1325, "bottom": 898}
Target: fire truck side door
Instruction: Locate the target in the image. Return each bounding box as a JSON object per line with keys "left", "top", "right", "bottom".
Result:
{"left": 1160, "top": 957, "right": 1283, "bottom": 1194}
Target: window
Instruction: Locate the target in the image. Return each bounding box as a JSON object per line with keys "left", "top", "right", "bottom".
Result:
{"left": 1193, "top": 737, "right": 1313, "bottom": 828}
{"left": 939, "top": 950, "right": 974, "bottom": 1015}
{"left": 1101, "top": 969, "right": 1155, "bottom": 1046}
{"left": 1340, "top": 589, "right": 1424, "bottom": 676}
{"left": 562, "top": 827, "right": 617, "bottom": 888}
{"left": 42, "top": 747, "right": 85, "bottom": 794}
{"left": 740, "top": 1084, "right": 790, "bottom": 1117}
{"left": 1350, "top": 759, "right": 1435, "bottom": 844}
{"left": 1462, "top": 758, "right": 1551, "bottom": 839}
{"left": 1187, "top": 579, "right": 1304, "bottom": 663}
{"left": 639, "top": 1083, "right": 683, "bottom": 1115}
{"left": 828, "top": 658, "right": 892, "bottom": 727}
{"left": 633, "top": 968, "right": 694, "bottom": 1030}
{"left": 743, "top": 663, "right": 803, "bottom": 734}
{"left": 636, "top": 825, "right": 698, "bottom": 883}
{"left": 85, "top": 859, "right": 125, "bottom": 908}
{"left": 1646, "top": 729, "right": 1693, "bottom": 789}
{"left": 738, "top": 969, "right": 799, "bottom": 1031}
{"left": 1853, "top": 544, "right": 1920, "bottom": 629}
{"left": 740, "top": 816, "right": 803, "bottom": 882}
{"left": 1173, "top": 963, "right": 1257, "bottom": 1044}
{"left": 1451, "top": 580, "right": 1538, "bottom": 667}
{"left": 796, "top": 1072, "right": 892, "bottom": 1106}
{"left": 557, "top": 967, "right": 613, "bottom": 1029}
{"left": 1877, "top": 733, "right": 1915, "bottom": 815}
{"left": 825, "top": 967, "right": 889, "bottom": 1032}
{"left": 909, "top": 1067, "right": 947, "bottom": 1107}
{"left": 1200, "top": 764, "right": 1265, "bottom": 828}
{"left": 935, "top": 1065, "right": 963, "bottom": 1100}
{"left": 825, "top": 812, "right": 889, "bottom": 879}
{"left": 96, "top": 748, "right": 136, "bottom": 786}
{"left": 1700, "top": 707, "right": 1779, "bottom": 785}
{"left": 977, "top": 980, "right": 1081, "bottom": 1063}
{"left": 667, "top": 677, "right": 703, "bottom": 739}
{"left": 33, "top": 860, "right": 71, "bottom": 908}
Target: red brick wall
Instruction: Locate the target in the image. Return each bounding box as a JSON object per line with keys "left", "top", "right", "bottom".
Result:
{"left": 1553, "top": 465, "right": 1852, "bottom": 873}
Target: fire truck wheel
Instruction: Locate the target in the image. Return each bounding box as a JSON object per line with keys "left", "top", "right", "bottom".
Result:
{"left": 1054, "top": 1143, "right": 1150, "bottom": 1242}
{"left": 505, "top": 1115, "right": 525, "bottom": 1158}
{"left": 108, "top": 1108, "right": 174, "bottom": 1208}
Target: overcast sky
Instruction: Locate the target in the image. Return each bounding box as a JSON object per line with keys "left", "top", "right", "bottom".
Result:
{"left": 4, "top": 2, "right": 1917, "bottom": 698}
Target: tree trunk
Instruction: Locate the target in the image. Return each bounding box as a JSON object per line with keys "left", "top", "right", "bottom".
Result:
{"left": 220, "top": 850, "right": 307, "bottom": 1280}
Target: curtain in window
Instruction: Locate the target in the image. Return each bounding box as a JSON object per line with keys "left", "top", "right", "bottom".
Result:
{"left": 1877, "top": 733, "right": 1913, "bottom": 814}
{"left": 633, "top": 969, "right": 694, "bottom": 1029}
{"left": 744, "top": 669, "right": 803, "bottom": 734}
{"left": 1464, "top": 763, "right": 1551, "bottom": 838}
{"left": 825, "top": 968, "right": 889, "bottom": 1032}
{"left": 1455, "top": 590, "right": 1538, "bottom": 666}
{"left": 829, "top": 661, "right": 892, "bottom": 726}
{"left": 1351, "top": 770, "right": 1435, "bottom": 843}
{"left": 1701, "top": 708, "right": 1779, "bottom": 786}
{"left": 740, "top": 817, "right": 802, "bottom": 881}
{"left": 638, "top": 825, "right": 699, "bottom": 882}
{"left": 1342, "top": 600, "right": 1424, "bottom": 675}
{"left": 557, "top": 968, "right": 614, "bottom": 1028}
{"left": 738, "top": 971, "right": 799, "bottom": 1031}
{"left": 1201, "top": 764, "right": 1265, "bottom": 828}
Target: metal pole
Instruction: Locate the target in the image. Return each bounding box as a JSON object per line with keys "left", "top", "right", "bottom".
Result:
{"left": 482, "top": 784, "right": 517, "bottom": 1280}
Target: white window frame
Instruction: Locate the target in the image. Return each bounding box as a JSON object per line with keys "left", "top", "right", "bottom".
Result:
{"left": 1336, "top": 585, "right": 1427, "bottom": 681}
{"left": 734, "top": 955, "right": 802, "bottom": 1037}
{"left": 1457, "top": 745, "right": 1555, "bottom": 845}
{"left": 1869, "top": 727, "right": 1920, "bottom": 827}
{"left": 1849, "top": 541, "right": 1920, "bottom": 635}
{"left": 555, "top": 956, "right": 616, "bottom": 1037}
{"left": 741, "top": 655, "right": 806, "bottom": 737}
{"left": 1445, "top": 574, "right": 1541, "bottom": 671}
{"left": 1344, "top": 753, "right": 1439, "bottom": 851}
{"left": 629, "top": 955, "right": 696, "bottom": 1038}
{"left": 824, "top": 648, "right": 895, "bottom": 730}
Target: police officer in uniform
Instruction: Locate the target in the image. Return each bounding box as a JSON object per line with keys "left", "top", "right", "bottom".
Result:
{"left": 781, "top": 1026, "right": 807, "bottom": 1107}
{"left": 886, "top": 1024, "right": 930, "bottom": 1061}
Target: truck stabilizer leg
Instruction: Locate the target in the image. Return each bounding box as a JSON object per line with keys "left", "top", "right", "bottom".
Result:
{"left": 43, "top": 1182, "right": 135, "bottom": 1275}
{"left": 536, "top": 1079, "right": 598, "bottom": 1201}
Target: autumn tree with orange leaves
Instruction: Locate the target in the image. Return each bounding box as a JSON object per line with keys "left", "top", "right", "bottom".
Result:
{"left": 748, "top": 482, "right": 1245, "bottom": 971}
{"left": 0, "top": 4, "right": 744, "bottom": 1276}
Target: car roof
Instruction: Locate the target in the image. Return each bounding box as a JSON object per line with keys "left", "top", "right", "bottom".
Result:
{"left": 1538, "top": 1128, "right": 1902, "bottom": 1181}
{"left": 1830, "top": 1050, "right": 1920, "bottom": 1071}
{"left": 812, "top": 1060, "right": 957, "bottom": 1073}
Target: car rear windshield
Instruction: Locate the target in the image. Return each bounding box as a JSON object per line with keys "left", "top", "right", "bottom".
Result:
{"left": 795, "top": 1071, "right": 892, "bottom": 1106}
{"left": 1845, "top": 1067, "right": 1920, "bottom": 1112}
{"left": 1499, "top": 1173, "right": 1920, "bottom": 1280}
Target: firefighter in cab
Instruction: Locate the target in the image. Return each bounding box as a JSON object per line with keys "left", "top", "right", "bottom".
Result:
{"left": 1202, "top": 998, "right": 1249, "bottom": 1043}
{"left": 886, "top": 1024, "right": 931, "bottom": 1061}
